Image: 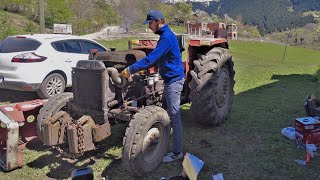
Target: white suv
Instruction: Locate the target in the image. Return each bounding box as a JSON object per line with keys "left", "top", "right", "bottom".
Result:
{"left": 0, "top": 34, "right": 107, "bottom": 98}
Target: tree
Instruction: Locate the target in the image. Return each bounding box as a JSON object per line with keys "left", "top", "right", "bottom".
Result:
{"left": 95, "top": 0, "right": 120, "bottom": 26}
{"left": 0, "top": 12, "right": 17, "bottom": 40}
{"left": 39, "top": 0, "right": 45, "bottom": 33}
{"left": 0, "top": 0, "right": 28, "bottom": 13}
{"left": 172, "top": 2, "right": 192, "bottom": 23}
{"left": 46, "top": 0, "right": 72, "bottom": 28}
{"left": 223, "top": 14, "right": 234, "bottom": 24}
{"left": 155, "top": 3, "right": 173, "bottom": 19}
{"left": 69, "top": 0, "right": 95, "bottom": 21}
{"left": 193, "top": 10, "right": 210, "bottom": 22}
{"left": 211, "top": 14, "right": 222, "bottom": 23}
{"left": 235, "top": 15, "right": 243, "bottom": 27}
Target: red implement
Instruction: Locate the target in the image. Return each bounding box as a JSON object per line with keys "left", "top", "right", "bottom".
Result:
{"left": 0, "top": 99, "right": 47, "bottom": 171}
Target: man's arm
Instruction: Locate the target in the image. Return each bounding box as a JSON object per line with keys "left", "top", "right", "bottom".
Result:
{"left": 128, "top": 37, "right": 171, "bottom": 73}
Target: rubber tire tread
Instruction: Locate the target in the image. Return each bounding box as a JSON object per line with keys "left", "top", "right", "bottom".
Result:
{"left": 190, "top": 48, "right": 235, "bottom": 126}
{"left": 122, "top": 105, "right": 170, "bottom": 176}
{"left": 37, "top": 92, "right": 73, "bottom": 141}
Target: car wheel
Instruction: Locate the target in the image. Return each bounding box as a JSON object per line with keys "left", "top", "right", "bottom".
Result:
{"left": 37, "top": 73, "right": 66, "bottom": 99}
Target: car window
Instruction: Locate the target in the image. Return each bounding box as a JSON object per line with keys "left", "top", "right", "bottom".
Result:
{"left": 80, "top": 41, "right": 106, "bottom": 53}
{"left": 52, "top": 42, "right": 66, "bottom": 52}
{"left": 0, "top": 37, "right": 41, "bottom": 53}
{"left": 63, "top": 41, "right": 82, "bottom": 53}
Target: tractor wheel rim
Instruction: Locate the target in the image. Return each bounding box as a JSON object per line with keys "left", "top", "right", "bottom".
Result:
{"left": 46, "top": 77, "right": 63, "bottom": 96}
{"left": 142, "top": 123, "right": 162, "bottom": 163}
{"left": 215, "top": 69, "right": 230, "bottom": 108}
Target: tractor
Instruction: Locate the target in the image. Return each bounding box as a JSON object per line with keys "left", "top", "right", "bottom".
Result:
{"left": 36, "top": 22, "right": 235, "bottom": 176}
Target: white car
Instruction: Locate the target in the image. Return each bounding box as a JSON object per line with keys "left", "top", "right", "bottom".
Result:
{"left": 0, "top": 34, "right": 108, "bottom": 98}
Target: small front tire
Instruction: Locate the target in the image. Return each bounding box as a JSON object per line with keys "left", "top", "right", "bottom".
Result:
{"left": 122, "top": 106, "right": 171, "bottom": 176}
{"left": 37, "top": 92, "right": 73, "bottom": 141}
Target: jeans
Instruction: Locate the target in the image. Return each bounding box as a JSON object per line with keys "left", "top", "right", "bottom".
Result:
{"left": 164, "top": 78, "right": 185, "bottom": 153}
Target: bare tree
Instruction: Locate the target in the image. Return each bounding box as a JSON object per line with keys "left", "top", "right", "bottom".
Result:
{"left": 68, "top": 0, "right": 95, "bottom": 33}
{"left": 71, "top": 0, "right": 95, "bottom": 20}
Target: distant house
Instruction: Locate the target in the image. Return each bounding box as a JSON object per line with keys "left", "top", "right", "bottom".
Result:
{"left": 186, "top": 21, "right": 238, "bottom": 40}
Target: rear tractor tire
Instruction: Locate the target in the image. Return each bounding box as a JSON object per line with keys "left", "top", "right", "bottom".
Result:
{"left": 189, "top": 47, "right": 235, "bottom": 126}
{"left": 122, "top": 106, "right": 171, "bottom": 176}
{"left": 37, "top": 92, "right": 73, "bottom": 141}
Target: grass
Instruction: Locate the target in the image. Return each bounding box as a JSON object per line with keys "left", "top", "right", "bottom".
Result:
{"left": 98, "top": 38, "right": 135, "bottom": 50}
{"left": 1, "top": 40, "right": 320, "bottom": 179}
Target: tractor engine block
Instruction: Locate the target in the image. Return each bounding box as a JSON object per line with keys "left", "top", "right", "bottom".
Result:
{"left": 68, "top": 50, "right": 163, "bottom": 124}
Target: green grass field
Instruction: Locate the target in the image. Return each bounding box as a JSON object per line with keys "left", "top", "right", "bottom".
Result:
{"left": 0, "top": 40, "right": 319, "bottom": 179}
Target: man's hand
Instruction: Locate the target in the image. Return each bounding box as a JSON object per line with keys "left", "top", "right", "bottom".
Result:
{"left": 121, "top": 68, "right": 131, "bottom": 78}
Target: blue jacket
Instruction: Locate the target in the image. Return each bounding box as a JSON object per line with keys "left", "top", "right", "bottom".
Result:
{"left": 128, "top": 24, "right": 184, "bottom": 83}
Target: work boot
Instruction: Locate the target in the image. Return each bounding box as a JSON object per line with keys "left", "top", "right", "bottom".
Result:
{"left": 162, "top": 152, "right": 183, "bottom": 163}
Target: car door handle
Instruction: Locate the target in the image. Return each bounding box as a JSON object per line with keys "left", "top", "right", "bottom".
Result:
{"left": 65, "top": 60, "right": 72, "bottom": 63}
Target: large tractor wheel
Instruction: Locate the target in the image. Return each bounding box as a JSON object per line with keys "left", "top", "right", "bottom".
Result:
{"left": 37, "top": 92, "right": 73, "bottom": 141}
{"left": 189, "top": 47, "right": 235, "bottom": 126}
{"left": 122, "top": 106, "right": 170, "bottom": 176}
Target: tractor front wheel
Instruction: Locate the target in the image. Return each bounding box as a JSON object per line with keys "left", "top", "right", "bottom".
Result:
{"left": 37, "top": 92, "right": 73, "bottom": 141}
{"left": 122, "top": 105, "right": 170, "bottom": 176}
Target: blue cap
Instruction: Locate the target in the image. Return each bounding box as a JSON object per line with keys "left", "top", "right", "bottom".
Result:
{"left": 143, "top": 10, "right": 164, "bottom": 24}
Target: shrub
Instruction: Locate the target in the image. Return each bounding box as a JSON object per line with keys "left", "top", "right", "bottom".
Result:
{"left": 0, "top": 11, "right": 17, "bottom": 40}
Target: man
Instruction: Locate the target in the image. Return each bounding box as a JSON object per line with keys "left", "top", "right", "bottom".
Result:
{"left": 121, "top": 10, "right": 185, "bottom": 163}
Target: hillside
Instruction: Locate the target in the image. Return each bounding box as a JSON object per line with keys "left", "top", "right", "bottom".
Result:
{"left": 192, "top": 0, "right": 320, "bottom": 34}
{"left": 0, "top": 10, "right": 39, "bottom": 40}
{"left": 1, "top": 0, "right": 319, "bottom": 49}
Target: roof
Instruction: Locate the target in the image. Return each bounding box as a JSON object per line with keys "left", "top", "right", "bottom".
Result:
{"left": 9, "top": 34, "right": 93, "bottom": 43}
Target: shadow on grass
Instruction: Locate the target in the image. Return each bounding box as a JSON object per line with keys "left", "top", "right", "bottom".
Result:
{"left": 26, "top": 124, "right": 127, "bottom": 179}
{"left": 0, "top": 89, "right": 39, "bottom": 103}
{"left": 189, "top": 73, "right": 319, "bottom": 179}
{"left": 0, "top": 88, "right": 73, "bottom": 103}
{"left": 2, "top": 72, "right": 320, "bottom": 179}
